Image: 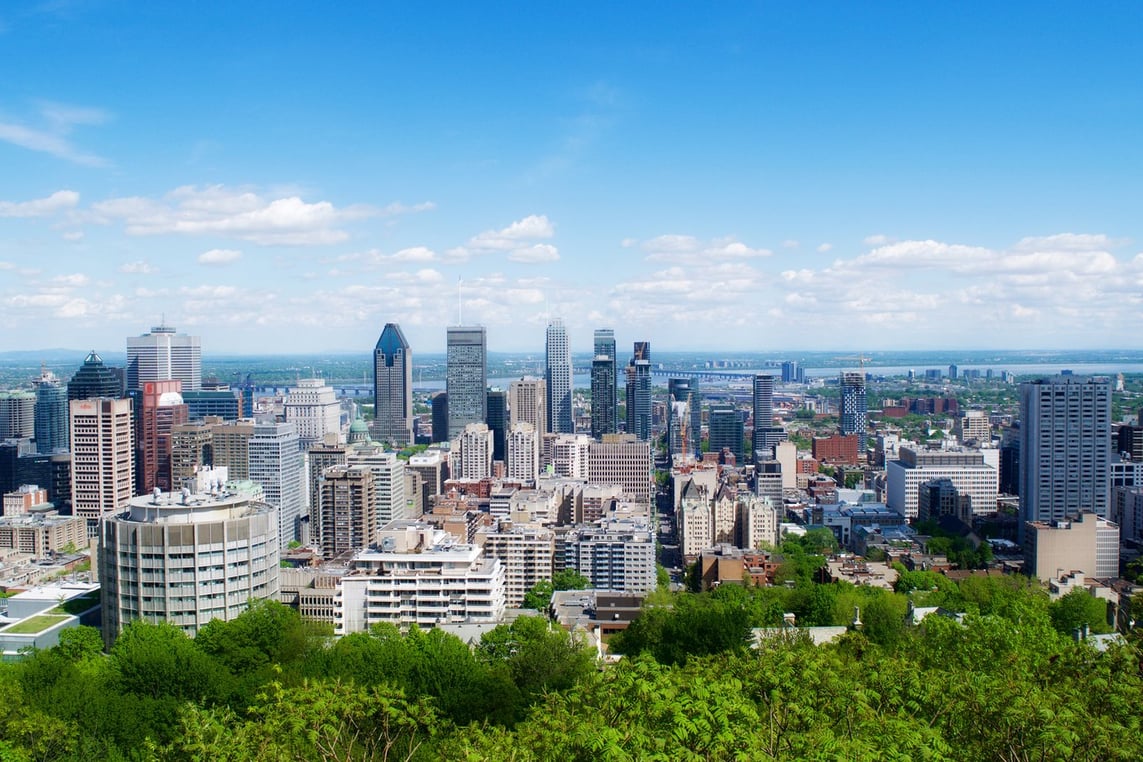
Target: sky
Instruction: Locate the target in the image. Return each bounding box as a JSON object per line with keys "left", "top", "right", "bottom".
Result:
{"left": 1, "top": 2, "right": 1142, "bottom": 355}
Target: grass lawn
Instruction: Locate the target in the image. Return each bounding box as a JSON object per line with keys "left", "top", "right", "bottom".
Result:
{"left": 1, "top": 614, "right": 69, "bottom": 634}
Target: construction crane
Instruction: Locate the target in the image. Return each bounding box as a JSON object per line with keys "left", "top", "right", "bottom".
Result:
{"left": 834, "top": 354, "right": 872, "bottom": 374}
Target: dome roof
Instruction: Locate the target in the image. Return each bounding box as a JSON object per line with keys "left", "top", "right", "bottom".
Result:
{"left": 158, "top": 391, "right": 184, "bottom": 406}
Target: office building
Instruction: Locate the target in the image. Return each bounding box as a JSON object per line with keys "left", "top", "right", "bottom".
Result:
{"left": 446, "top": 326, "right": 487, "bottom": 436}
{"left": 591, "top": 329, "right": 618, "bottom": 439}
{"left": 509, "top": 376, "right": 547, "bottom": 444}
{"left": 957, "top": 410, "right": 991, "bottom": 445}
{"left": 372, "top": 322, "right": 413, "bottom": 445}
{"left": 248, "top": 422, "right": 305, "bottom": 549}
{"left": 33, "top": 369, "right": 68, "bottom": 454}
{"left": 67, "top": 351, "right": 124, "bottom": 401}
{"left": 430, "top": 392, "right": 448, "bottom": 442}
{"left": 126, "top": 323, "right": 201, "bottom": 392}
{"left": 549, "top": 433, "right": 593, "bottom": 479}
{"left": 625, "top": 342, "right": 652, "bottom": 441}
{"left": 477, "top": 523, "right": 555, "bottom": 606}
{"left": 69, "top": 398, "right": 134, "bottom": 536}
{"left": 181, "top": 389, "right": 242, "bottom": 421}
{"left": 0, "top": 391, "right": 35, "bottom": 440}
{"left": 708, "top": 405, "right": 745, "bottom": 464}
{"left": 587, "top": 434, "right": 653, "bottom": 504}
{"left": 135, "top": 380, "right": 188, "bottom": 494}
{"left": 346, "top": 444, "right": 409, "bottom": 526}
{"left": 1023, "top": 513, "right": 1119, "bottom": 581}
{"left": 486, "top": 388, "right": 508, "bottom": 462}
{"left": 886, "top": 446, "right": 999, "bottom": 520}
{"left": 170, "top": 420, "right": 214, "bottom": 485}
{"left": 284, "top": 377, "right": 341, "bottom": 448}
{"left": 1019, "top": 376, "right": 1111, "bottom": 530}
{"left": 318, "top": 465, "right": 376, "bottom": 558}
{"left": 781, "top": 360, "right": 803, "bottom": 384}
{"left": 839, "top": 372, "right": 868, "bottom": 450}
{"left": 99, "top": 479, "right": 280, "bottom": 644}
{"left": 668, "top": 378, "right": 701, "bottom": 460}
{"left": 544, "top": 318, "right": 573, "bottom": 434}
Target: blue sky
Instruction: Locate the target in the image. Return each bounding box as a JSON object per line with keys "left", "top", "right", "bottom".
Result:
{"left": 1, "top": 2, "right": 1142, "bottom": 354}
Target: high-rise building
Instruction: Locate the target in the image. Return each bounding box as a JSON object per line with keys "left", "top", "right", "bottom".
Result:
{"left": 0, "top": 391, "right": 35, "bottom": 440}
{"left": 136, "top": 380, "right": 189, "bottom": 494}
{"left": 1019, "top": 376, "right": 1111, "bottom": 532}
{"left": 506, "top": 422, "right": 539, "bottom": 482}
{"left": 248, "top": 422, "right": 305, "bottom": 549}
{"left": 450, "top": 423, "right": 494, "bottom": 480}
{"left": 100, "top": 479, "right": 279, "bottom": 644}
{"left": 752, "top": 374, "right": 785, "bottom": 460}
{"left": 781, "top": 361, "right": 803, "bottom": 384}
{"left": 346, "top": 444, "right": 409, "bottom": 527}
{"left": 284, "top": 377, "right": 341, "bottom": 448}
{"left": 430, "top": 392, "right": 448, "bottom": 442}
{"left": 170, "top": 420, "right": 214, "bottom": 485}
{"left": 708, "top": 405, "right": 744, "bottom": 464}
{"left": 625, "top": 342, "right": 652, "bottom": 441}
{"left": 126, "top": 323, "right": 201, "bottom": 392}
{"left": 667, "top": 378, "right": 701, "bottom": 460}
{"left": 68, "top": 351, "right": 124, "bottom": 401}
{"left": 588, "top": 434, "right": 653, "bottom": 504}
{"left": 373, "top": 323, "right": 413, "bottom": 445}
{"left": 486, "top": 388, "right": 508, "bottom": 463}
{"left": 181, "top": 389, "right": 242, "bottom": 421}
{"left": 318, "top": 465, "right": 376, "bottom": 558}
{"left": 33, "top": 369, "right": 68, "bottom": 454}
{"left": 70, "top": 397, "right": 134, "bottom": 536}
{"left": 839, "top": 372, "right": 868, "bottom": 450}
{"left": 446, "top": 326, "right": 487, "bottom": 436}
{"left": 509, "top": 377, "right": 547, "bottom": 444}
{"left": 590, "top": 349, "right": 617, "bottom": 439}
{"left": 545, "top": 318, "right": 573, "bottom": 434}
{"left": 593, "top": 329, "right": 618, "bottom": 440}
{"left": 306, "top": 435, "right": 349, "bottom": 534}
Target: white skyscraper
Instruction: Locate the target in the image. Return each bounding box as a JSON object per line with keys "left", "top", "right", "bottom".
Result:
{"left": 545, "top": 318, "right": 573, "bottom": 434}
{"left": 126, "top": 323, "right": 202, "bottom": 392}
{"left": 506, "top": 422, "right": 539, "bottom": 483}
{"left": 248, "top": 422, "right": 305, "bottom": 549}
{"left": 509, "top": 377, "right": 547, "bottom": 443}
{"left": 450, "top": 422, "right": 494, "bottom": 480}
{"left": 284, "top": 377, "right": 341, "bottom": 447}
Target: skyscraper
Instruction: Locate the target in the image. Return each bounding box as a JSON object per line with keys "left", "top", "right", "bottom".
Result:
{"left": 446, "top": 326, "right": 487, "bottom": 436}
{"left": 1019, "top": 376, "right": 1111, "bottom": 530}
{"left": 708, "top": 404, "right": 744, "bottom": 464}
{"left": 839, "top": 372, "right": 868, "bottom": 450}
{"left": 70, "top": 397, "right": 134, "bottom": 536}
{"left": 545, "top": 318, "right": 573, "bottom": 434}
{"left": 68, "top": 351, "right": 124, "bottom": 401}
{"left": 430, "top": 392, "right": 448, "bottom": 443}
{"left": 752, "top": 374, "right": 786, "bottom": 460}
{"left": 284, "top": 377, "right": 341, "bottom": 448}
{"left": 33, "top": 369, "right": 68, "bottom": 454}
{"left": 248, "top": 422, "right": 305, "bottom": 549}
{"left": 625, "top": 342, "right": 651, "bottom": 441}
{"left": 667, "top": 378, "right": 694, "bottom": 459}
{"left": 591, "top": 329, "right": 618, "bottom": 439}
{"left": 373, "top": 322, "right": 413, "bottom": 445}
{"left": 126, "top": 323, "right": 201, "bottom": 392}
{"left": 318, "top": 465, "right": 376, "bottom": 558}
{"left": 486, "top": 388, "right": 508, "bottom": 462}
{"left": 136, "top": 380, "right": 188, "bottom": 494}
{"left": 0, "top": 391, "right": 35, "bottom": 440}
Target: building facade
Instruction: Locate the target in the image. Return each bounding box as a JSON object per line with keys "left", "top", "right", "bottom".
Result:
{"left": 126, "top": 323, "right": 201, "bottom": 392}
{"left": 372, "top": 322, "right": 413, "bottom": 445}
{"left": 33, "top": 370, "right": 68, "bottom": 454}
{"left": 839, "top": 371, "right": 868, "bottom": 450}
{"left": 284, "top": 377, "right": 341, "bottom": 448}
{"left": 545, "top": 318, "right": 573, "bottom": 434}
{"left": 69, "top": 398, "right": 134, "bottom": 536}
{"left": 248, "top": 422, "right": 305, "bottom": 549}
{"left": 446, "top": 326, "right": 487, "bottom": 436}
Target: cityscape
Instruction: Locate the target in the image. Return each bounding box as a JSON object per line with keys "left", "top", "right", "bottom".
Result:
{"left": 3, "top": 2, "right": 1143, "bottom": 760}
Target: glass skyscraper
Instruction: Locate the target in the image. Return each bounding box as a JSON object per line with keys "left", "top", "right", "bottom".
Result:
{"left": 446, "top": 326, "right": 487, "bottom": 437}
{"left": 546, "top": 319, "right": 573, "bottom": 434}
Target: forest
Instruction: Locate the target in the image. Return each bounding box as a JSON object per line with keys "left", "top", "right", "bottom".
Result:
{"left": 1, "top": 549, "right": 1141, "bottom": 761}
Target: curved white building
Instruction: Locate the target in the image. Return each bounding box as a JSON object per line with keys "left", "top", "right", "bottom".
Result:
{"left": 99, "top": 482, "right": 279, "bottom": 644}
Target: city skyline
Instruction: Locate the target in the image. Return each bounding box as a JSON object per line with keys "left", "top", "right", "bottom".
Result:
{"left": 2, "top": 4, "right": 1143, "bottom": 354}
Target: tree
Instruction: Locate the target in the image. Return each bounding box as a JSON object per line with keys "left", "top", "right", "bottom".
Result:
{"left": 551, "top": 569, "right": 589, "bottom": 591}
{"left": 522, "top": 580, "right": 555, "bottom": 611}
{"left": 1049, "top": 588, "right": 1113, "bottom": 636}
{"left": 477, "top": 616, "right": 595, "bottom": 702}
{"left": 54, "top": 626, "right": 103, "bottom": 661}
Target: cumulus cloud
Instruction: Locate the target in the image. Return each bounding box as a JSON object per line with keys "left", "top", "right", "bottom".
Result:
{"left": 452, "top": 214, "right": 560, "bottom": 263}
{"left": 636, "top": 233, "right": 771, "bottom": 265}
{"left": 197, "top": 248, "right": 242, "bottom": 266}
{"left": 0, "top": 190, "right": 79, "bottom": 218}
{"left": 863, "top": 233, "right": 890, "bottom": 245}
{"left": 90, "top": 185, "right": 388, "bottom": 246}
{"left": 0, "top": 102, "right": 110, "bottom": 167}
{"left": 508, "top": 243, "right": 560, "bottom": 263}
{"left": 817, "top": 243, "right": 833, "bottom": 253}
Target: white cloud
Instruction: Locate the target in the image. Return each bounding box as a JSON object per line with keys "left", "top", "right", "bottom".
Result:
{"left": 508, "top": 243, "right": 560, "bottom": 263}
{"left": 637, "top": 234, "right": 771, "bottom": 265}
{"left": 0, "top": 102, "right": 110, "bottom": 167}
{"left": 817, "top": 243, "right": 833, "bottom": 253}
{"left": 389, "top": 246, "right": 437, "bottom": 262}
{"left": 782, "top": 239, "right": 799, "bottom": 249}
{"left": 91, "top": 185, "right": 380, "bottom": 246}
{"left": 53, "top": 273, "right": 89, "bottom": 286}
{"left": 197, "top": 248, "right": 243, "bottom": 266}
{"left": 119, "top": 260, "right": 157, "bottom": 274}
{"left": 468, "top": 214, "right": 555, "bottom": 251}
{"left": 0, "top": 190, "right": 79, "bottom": 218}
{"left": 62, "top": 230, "right": 84, "bottom": 241}
{"left": 863, "top": 233, "right": 890, "bottom": 245}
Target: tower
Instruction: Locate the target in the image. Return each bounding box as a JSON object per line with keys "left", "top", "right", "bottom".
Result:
{"left": 1019, "top": 376, "right": 1111, "bottom": 530}
{"left": 318, "top": 465, "right": 376, "bottom": 558}
{"left": 70, "top": 397, "right": 134, "bottom": 536}
{"left": 667, "top": 378, "right": 694, "bottom": 459}
{"left": 136, "top": 380, "right": 188, "bottom": 494}
{"left": 545, "top": 318, "right": 573, "bottom": 434}
{"left": 486, "top": 388, "right": 508, "bottom": 462}
{"left": 373, "top": 322, "right": 413, "bottom": 445}
{"left": 591, "top": 329, "right": 618, "bottom": 439}
{"left": 68, "top": 351, "right": 124, "bottom": 401}
{"left": 509, "top": 377, "right": 547, "bottom": 443}
{"left": 248, "top": 422, "right": 305, "bottom": 550}
{"left": 753, "top": 374, "right": 786, "bottom": 460}
{"left": 284, "top": 377, "right": 341, "bottom": 448}
{"left": 839, "top": 372, "right": 868, "bottom": 450}
{"left": 33, "top": 368, "right": 68, "bottom": 454}
{"left": 0, "top": 391, "right": 35, "bottom": 440}
{"left": 126, "top": 323, "right": 201, "bottom": 392}
{"left": 625, "top": 342, "right": 651, "bottom": 441}
{"left": 446, "top": 326, "right": 487, "bottom": 436}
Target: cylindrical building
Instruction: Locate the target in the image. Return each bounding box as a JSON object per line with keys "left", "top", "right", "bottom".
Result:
{"left": 99, "top": 483, "right": 279, "bottom": 645}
